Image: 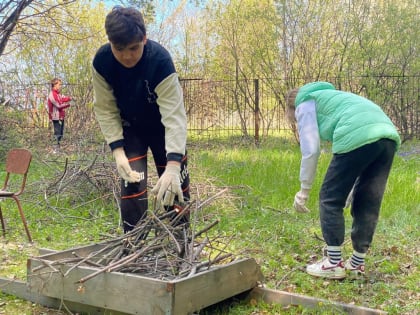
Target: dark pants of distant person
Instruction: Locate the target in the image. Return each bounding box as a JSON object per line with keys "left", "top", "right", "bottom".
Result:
{"left": 319, "top": 138, "right": 396, "bottom": 253}
{"left": 52, "top": 119, "right": 65, "bottom": 145}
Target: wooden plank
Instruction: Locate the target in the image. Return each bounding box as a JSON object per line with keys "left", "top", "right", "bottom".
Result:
{"left": 37, "top": 248, "right": 58, "bottom": 255}
{"left": 172, "top": 258, "right": 264, "bottom": 314}
{"left": 248, "top": 287, "right": 387, "bottom": 315}
{"left": 0, "top": 277, "right": 129, "bottom": 314}
{"left": 35, "top": 243, "right": 107, "bottom": 260}
{"left": 28, "top": 260, "right": 172, "bottom": 315}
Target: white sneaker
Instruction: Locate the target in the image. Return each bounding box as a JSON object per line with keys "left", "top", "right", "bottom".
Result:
{"left": 306, "top": 257, "right": 346, "bottom": 279}
{"left": 344, "top": 260, "right": 365, "bottom": 277}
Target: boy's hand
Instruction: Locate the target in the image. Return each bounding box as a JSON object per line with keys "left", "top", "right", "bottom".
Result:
{"left": 293, "top": 189, "right": 310, "bottom": 213}
{"left": 112, "top": 147, "right": 141, "bottom": 183}
{"left": 152, "top": 163, "right": 183, "bottom": 206}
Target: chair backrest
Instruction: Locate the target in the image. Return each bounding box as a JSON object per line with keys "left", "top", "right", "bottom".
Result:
{"left": 5, "top": 148, "right": 32, "bottom": 175}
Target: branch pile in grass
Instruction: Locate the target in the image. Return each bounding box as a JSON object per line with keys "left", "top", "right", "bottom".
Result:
{"left": 34, "top": 189, "right": 235, "bottom": 283}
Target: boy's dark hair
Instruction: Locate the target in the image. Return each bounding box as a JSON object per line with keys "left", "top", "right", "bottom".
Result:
{"left": 105, "top": 6, "right": 146, "bottom": 47}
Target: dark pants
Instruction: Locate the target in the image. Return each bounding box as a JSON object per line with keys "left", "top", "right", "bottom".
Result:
{"left": 319, "top": 139, "right": 396, "bottom": 253}
{"left": 120, "top": 125, "right": 190, "bottom": 233}
{"left": 52, "top": 120, "right": 65, "bottom": 144}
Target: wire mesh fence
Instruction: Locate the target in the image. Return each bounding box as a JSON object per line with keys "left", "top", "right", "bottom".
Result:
{"left": 181, "top": 75, "right": 420, "bottom": 142}
{"left": 1, "top": 75, "right": 419, "bottom": 144}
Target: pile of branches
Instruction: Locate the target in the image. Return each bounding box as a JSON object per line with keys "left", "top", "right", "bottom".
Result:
{"left": 42, "top": 154, "right": 119, "bottom": 201}
{"left": 22, "top": 153, "right": 121, "bottom": 220}
{"left": 33, "top": 191, "right": 236, "bottom": 283}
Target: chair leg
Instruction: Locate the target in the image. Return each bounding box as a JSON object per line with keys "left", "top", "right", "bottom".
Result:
{"left": 13, "top": 196, "right": 33, "bottom": 243}
{"left": 0, "top": 204, "right": 5, "bottom": 236}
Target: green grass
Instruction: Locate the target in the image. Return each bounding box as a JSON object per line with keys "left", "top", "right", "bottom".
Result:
{"left": 0, "top": 137, "right": 419, "bottom": 314}
{"left": 190, "top": 136, "right": 419, "bottom": 314}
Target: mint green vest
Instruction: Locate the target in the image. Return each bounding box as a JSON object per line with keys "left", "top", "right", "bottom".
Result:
{"left": 295, "top": 82, "right": 400, "bottom": 153}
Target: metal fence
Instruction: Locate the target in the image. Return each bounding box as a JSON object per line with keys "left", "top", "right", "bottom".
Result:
{"left": 181, "top": 78, "right": 288, "bottom": 142}
{"left": 1, "top": 75, "right": 419, "bottom": 142}
{"left": 181, "top": 75, "right": 419, "bottom": 142}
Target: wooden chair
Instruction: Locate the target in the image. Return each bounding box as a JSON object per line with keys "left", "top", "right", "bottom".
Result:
{"left": 0, "top": 148, "right": 33, "bottom": 242}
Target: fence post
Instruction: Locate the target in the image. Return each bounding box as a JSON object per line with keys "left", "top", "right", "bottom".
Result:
{"left": 254, "top": 79, "right": 260, "bottom": 145}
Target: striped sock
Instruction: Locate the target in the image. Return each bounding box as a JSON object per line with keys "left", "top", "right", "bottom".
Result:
{"left": 350, "top": 251, "right": 366, "bottom": 267}
{"left": 327, "top": 246, "right": 342, "bottom": 265}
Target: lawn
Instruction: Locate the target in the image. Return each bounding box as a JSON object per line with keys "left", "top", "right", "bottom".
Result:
{"left": 0, "top": 136, "right": 419, "bottom": 314}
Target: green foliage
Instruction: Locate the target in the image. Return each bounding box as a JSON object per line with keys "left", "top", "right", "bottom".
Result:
{"left": 13, "top": 0, "right": 108, "bottom": 86}
{"left": 2, "top": 0, "right": 420, "bottom": 84}
{"left": 206, "top": 0, "right": 281, "bottom": 80}
{"left": 0, "top": 107, "right": 28, "bottom": 155}
{"left": 123, "top": 0, "right": 157, "bottom": 23}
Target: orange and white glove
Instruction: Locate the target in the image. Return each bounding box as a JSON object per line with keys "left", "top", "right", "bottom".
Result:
{"left": 152, "top": 163, "right": 183, "bottom": 206}
{"left": 293, "top": 189, "right": 310, "bottom": 213}
{"left": 112, "top": 147, "right": 141, "bottom": 183}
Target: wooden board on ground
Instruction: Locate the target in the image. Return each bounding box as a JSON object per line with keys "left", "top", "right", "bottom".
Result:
{"left": 247, "top": 287, "right": 387, "bottom": 315}
{"left": 0, "top": 277, "right": 128, "bottom": 314}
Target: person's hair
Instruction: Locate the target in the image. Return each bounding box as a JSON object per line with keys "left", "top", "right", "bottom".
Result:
{"left": 50, "top": 78, "right": 61, "bottom": 88}
{"left": 105, "top": 6, "right": 146, "bottom": 47}
{"left": 286, "top": 88, "right": 299, "bottom": 109}
{"left": 285, "top": 88, "right": 299, "bottom": 124}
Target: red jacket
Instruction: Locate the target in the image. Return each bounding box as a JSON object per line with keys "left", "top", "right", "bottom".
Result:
{"left": 48, "top": 89, "right": 71, "bottom": 120}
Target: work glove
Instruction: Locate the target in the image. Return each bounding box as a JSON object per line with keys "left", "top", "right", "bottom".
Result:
{"left": 112, "top": 147, "right": 141, "bottom": 183}
{"left": 293, "top": 189, "right": 310, "bottom": 213}
{"left": 152, "top": 163, "right": 183, "bottom": 206}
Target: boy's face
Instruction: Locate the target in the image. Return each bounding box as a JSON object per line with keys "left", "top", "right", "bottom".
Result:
{"left": 110, "top": 37, "right": 147, "bottom": 68}
{"left": 54, "top": 81, "right": 62, "bottom": 91}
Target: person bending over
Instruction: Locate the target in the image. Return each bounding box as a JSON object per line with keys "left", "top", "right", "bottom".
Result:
{"left": 92, "top": 6, "right": 190, "bottom": 233}
{"left": 287, "top": 82, "right": 400, "bottom": 279}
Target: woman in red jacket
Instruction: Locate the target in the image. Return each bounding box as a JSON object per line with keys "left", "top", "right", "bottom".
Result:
{"left": 47, "top": 78, "right": 72, "bottom": 150}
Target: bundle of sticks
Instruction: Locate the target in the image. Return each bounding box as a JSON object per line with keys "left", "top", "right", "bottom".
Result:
{"left": 34, "top": 193, "right": 235, "bottom": 284}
